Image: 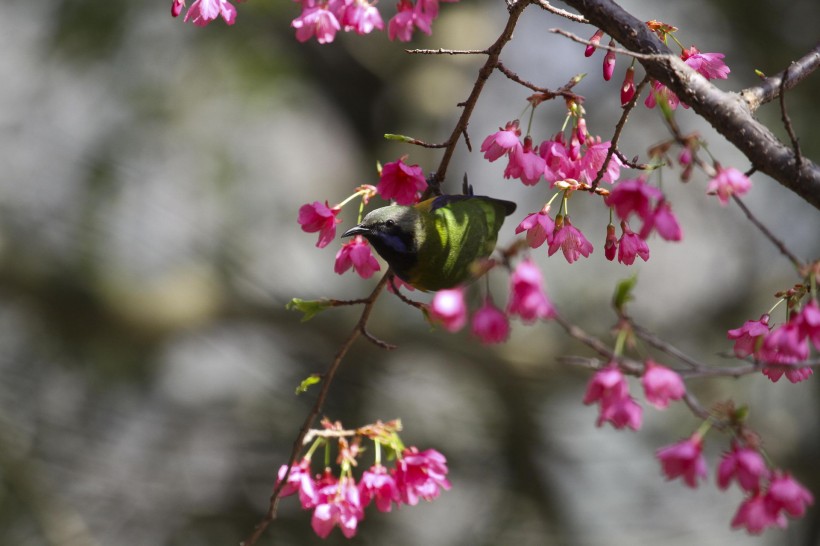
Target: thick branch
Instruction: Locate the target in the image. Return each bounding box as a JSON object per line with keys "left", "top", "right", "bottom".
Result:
{"left": 558, "top": 0, "right": 820, "bottom": 210}
{"left": 740, "top": 44, "right": 820, "bottom": 111}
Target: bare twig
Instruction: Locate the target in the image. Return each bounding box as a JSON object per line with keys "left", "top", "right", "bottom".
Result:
{"left": 529, "top": 0, "right": 588, "bottom": 23}
{"left": 589, "top": 75, "right": 651, "bottom": 190}
{"left": 496, "top": 62, "right": 584, "bottom": 100}
{"left": 731, "top": 195, "right": 804, "bottom": 269}
{"left": 406, "top": 48, "right": 489, "bottom": 55}
{"left": 549, "top": 28, "right": 663, "bottom": 61}
{"left": 779, "top": 64, "right": 803, "bottom": 168}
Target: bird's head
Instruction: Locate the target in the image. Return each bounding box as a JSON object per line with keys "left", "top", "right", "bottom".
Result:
{"left": 341, "top": 205, "right": 422, "bottom": 253}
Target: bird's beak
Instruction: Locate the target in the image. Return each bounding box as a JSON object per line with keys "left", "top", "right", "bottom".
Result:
{"left": 341, "top": 225, "right": 369, "bottom": 238}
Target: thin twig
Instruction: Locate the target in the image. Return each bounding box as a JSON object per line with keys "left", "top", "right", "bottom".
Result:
{"left": 589, "top": 75, "right": 651, "bottom": 190}
{"left": 631, "top": 322, "right": 708, "bottom": 370}
{"left": 388, "top": 274, "right": 426, "bottom": 310}
{"left": 241, "top": 273, "right": 391, "bottom": 546}
{"left": 405, "top": 48, "right": 489, "bottom": 55}
{"left": 731, "top": 195, "right": 804, "bottom": 269}
{"left": 779, "top": 63, "right": 803, "bottom": 168}
{"left": 549, "top": 28, "right": 664, "bottom": 61}
{"left": 529, "top": 0, "right": 588, "bottom": 23}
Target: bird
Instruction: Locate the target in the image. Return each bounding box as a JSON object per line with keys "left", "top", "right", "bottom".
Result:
{"left": 341, "top": 194, "right": 516, "bottom": 291}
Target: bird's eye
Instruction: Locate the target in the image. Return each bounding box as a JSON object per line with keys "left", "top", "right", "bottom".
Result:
{"left": 385, "top": 219, "right": 396, "bottom": 228}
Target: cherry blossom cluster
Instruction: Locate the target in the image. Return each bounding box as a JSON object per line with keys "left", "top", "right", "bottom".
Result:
{"left": 276, "top": 419, "right": 450, "bottom": 538}
{"left": 584, "top": 21, "right": 730, "bottom": 111}
{"left": 290, "top": 0, "right": 459, "bottom": 44}
{"left": 656, "top": 422, "right": 814, "bottom": 534}
{"left": 427, "top": 258, "right": 556, "bottom": 344}
{"left": 583, "top": 359, "right": 685, "bottom": 431}
{"left": 171, "top": 0, "right": 239, "bottom": 26}
{"left": 728, "top": 296, "right": 820, "bottom": 383}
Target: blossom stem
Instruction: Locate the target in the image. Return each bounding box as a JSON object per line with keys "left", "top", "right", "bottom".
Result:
{"left": 693, "top": 418, "right": 713, "bottom": 441}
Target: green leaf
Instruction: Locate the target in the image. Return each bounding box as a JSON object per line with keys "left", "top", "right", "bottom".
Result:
{"left": 286, "top": 298, "right": 331, "bottom": 322}
{"left": 612, "top": 275, "right": 638, "bottom": 314}
{"left": 295, "top": 374, "right": 321, "bottom": 395}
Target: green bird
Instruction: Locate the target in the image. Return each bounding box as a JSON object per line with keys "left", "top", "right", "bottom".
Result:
{"left": 341, "top": 194, "right": 516, "bottom": 291}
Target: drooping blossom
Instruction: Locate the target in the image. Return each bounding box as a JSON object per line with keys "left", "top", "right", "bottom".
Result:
{"left": 795, "top": 299, "right": 820, "bottom": 351}
{"left": 644, "top": 80, "right": 681, "bottom": 110}
{"left": 182, "top": 0, "right": 238, "bottom": 26}
{"left": 620, "top": 66, "right": 636, "bottom": 105}
{"left": 359, "top": 465, "right": 400, "bottom": 513}
{"left": 471, "top": 298, "right": 510, "bottom": 344}
{"left": 341, "top": 0, "right": 384, "bottom": 35}
{"left": 429, "top": 287, "right": 468, "bottom": 332}
{"left": 656, "top": 434, "right": 708, "bottom": 488}
{"left": 617, "top": 221, "right": 650, "bottom": 265}
{"left": 277, "top": 459, "right": 318, "bottom": 509}
{"left": 583, "top": 364, "right": 642, "bottom": 430}
{"left": 298, "top": 201, "right": 342, "bottom": 248}
{"left": 638, "top": 199, "right": 682, "bottom": 241}
{"left": 766, "top": 472, "right": 814, "bottom": 518}
{"left": 393, "top": 447, "right": 451, "bottom": 506}
{"left": 602, "top": 43, "right": 617, "bottom": 81}
{"left": 171, "top": 0, "right": 186, "bottom": 17}
{"left": 606, "top": 178, "right": 663, "bottom": 225}
{"left": 578, "top": 138, "right": 623, "bottom": 184}
{"left": 378, "top": 157, "right": 427, "bottom": 205}
{"left": 641, "top": 360, "right": 685, "bottom": 409}
{"left": 717, "top": 442, "right": 769, "bottom": 493}
{"left": 504, "top": 137, "right": 545, "bottom": 186}
{"left": 682, "top": 46, "right": 731, "bottom": 80}
{"left": 540, "top": 135, "right": 577, "bottom": 185}
{"left": 548, "top": 215, "right": 593, "bottom": 264}
{"left": 759, "top": 322, "right": 811, "bottom": 383}
{"left": 292, "top": 3, "right": 342, "bottom": 43}
{"left": 311, "top": 476, "right": 364, "bottom": 539}
{"left": 506, "top": 259, "right": 555, "bottom": 323}
{"left": 727, "top": 314, "right": 770, "bottom": 359}
{"left": 514, "top": 206, "right": 555, "bottom": 248}
{"left": 707, "top": 166, "right": 752, "bottom": 205}
{"left": 480, "top": 120, "right": 521, "bottom": 162}
{"left": 388, "top": 0, "right": 433, "bottom": 42}
{"left": 335, "top": 235, "right": 381, "bottom": 279}
{"left": 731, "top": 493, "right": 787, "bottom": 534}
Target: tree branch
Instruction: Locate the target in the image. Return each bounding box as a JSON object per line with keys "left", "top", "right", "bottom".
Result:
{"left": 558, "top": 0, "right": 820, "bottom": 210}
{"left": 740, "top": 43, "right": 820, "bottom": 112}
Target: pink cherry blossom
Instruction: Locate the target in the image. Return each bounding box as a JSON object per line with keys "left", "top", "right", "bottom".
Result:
{"left": 506, "top": 259, "right": 556, "bottom": 323}
{"left": 378, "top": 157, "right": 427, "bottom": 205}
{"left": 480, "top": 120, "right": 521, "bottom": 162}
{"left": 183, "top": 0, "right": 238, "bottom": 26}
{"left": 727, "top": 314, "right": 770, "bottom": 359}
{"left": 298, "top": 201, "right": 342, "bottom": 248}
{"left": 602, "top": 45, "right": 616, "bottom": 81}
{"left": 682, "top": 46, "right": 730, "bottom": 80}
{"left": 765, "top": 472, "right": 814, "bottom": 517}
{"left": 504, "top": 137, "right": 545, "bottom": 186}
{"left": 656, "top": 435, "right": 708, "bottom": 488}
{"left": 644, "top": 80, "right": 681, "bottom": 110}
{"left": 641, "top": 360, "right": 685, "bottom": 409}
{"left": 171, "top": 0, "right": 186, "bottom": 18}
{"left": 388, "top": 0, "right": 433, "bottom": 42}
{"left": 292, "top": 4, "right": 342, "bottom": 43}
{"left": 717, "top": 442, "right": 769, "bottom": 492}
{"left": 583, "top": 364, "right": 642, "bottom": 430}
{"left": 341, "top": 0, "right": 384, "bottom": 35}
{"left": 359, "top": 465, "right": 400, "bottom": 512}
{"left": 471, "top": 299, "right": 510, "bottom": 344}
{"left": 514, "top": 206, "right": 555, "bottom": 248}
{"left": 731, "top": 493, "right": 787, "bottom": 534}
{"left": 759, "top": 321, "right": 810, "bottom": 380}
{"left": 277, "top": 459, "right": 318, "bottom": 509}
{"left": 548, "top": 215, "right": 593, "bottom": 264}
{"left": 540, "top": 136, "right": 577, "bottom": 185}
{"left": 584, "top": 29, "right": 604, "bottom": 57}
{"left": 606, "top": 178, "right": 663, "bottom": 224}
{"left": 311, "top": 476, "right": 364, "bottom": 538}
{"left": 795, "top": 299, "right": 820, "bottom": 351}
{"left": 429, "top": 287, "right": 467, "bottom": 332}
{"left": 578, "top": 139, "right": 622, "bottom": 184}
{"left": 393, "top": 447, "right": 451, "bottom": 505}
{"left": 620, "top": 66, "right": 636, "bottom": 106}
{"left": 334, "top": 235, "right": 381, "bottom": 279}
{"left": 617, "top": 221, "right": 649, "bottom": 265}
{"left": 707, "top": 166, "right": 752, "bottom": 205}
{"left": 638, "top": 199, "right": 682, "bottom": 241}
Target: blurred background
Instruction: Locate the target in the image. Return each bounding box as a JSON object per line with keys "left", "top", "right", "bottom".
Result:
{"left": 1, "top": 0, "right": 819, "bottom": 545}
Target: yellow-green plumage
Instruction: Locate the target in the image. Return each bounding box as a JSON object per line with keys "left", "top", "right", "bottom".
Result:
{"left": 341, "top": 195, "right": 516, "bottom": 291}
